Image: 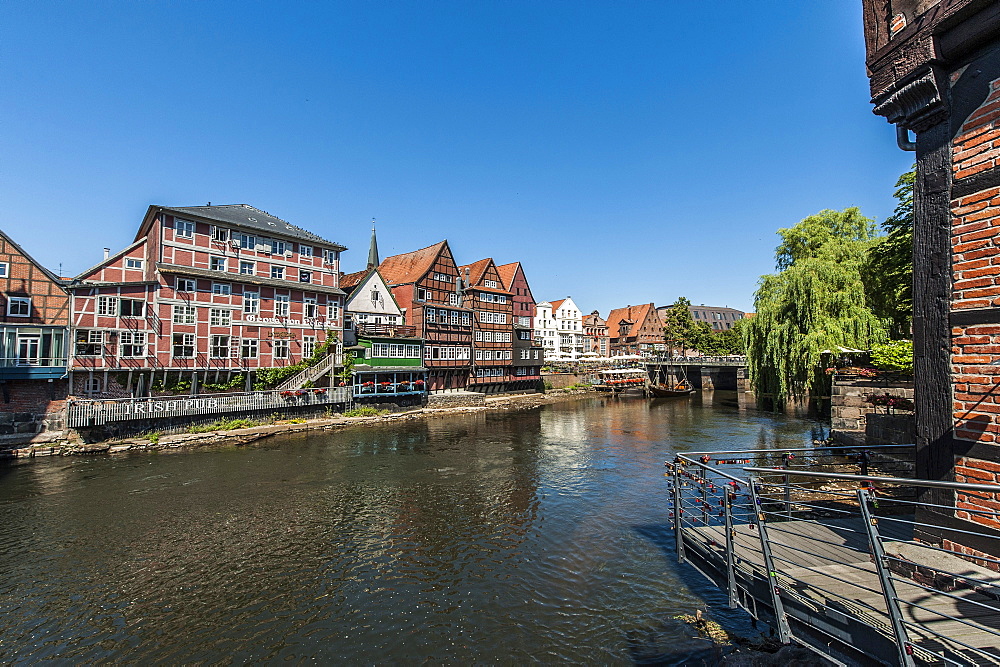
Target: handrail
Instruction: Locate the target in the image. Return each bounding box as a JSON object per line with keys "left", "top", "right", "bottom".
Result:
{"left": 743, "top": 466, "right": 1000, "bottom": 493}
{"left": 687, "top": 443, "right": 912, "bottom": 457}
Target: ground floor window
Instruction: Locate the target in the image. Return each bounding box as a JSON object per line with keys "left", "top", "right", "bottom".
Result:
{"left": 173, "top": 333, "right": 195, "bottom": 358}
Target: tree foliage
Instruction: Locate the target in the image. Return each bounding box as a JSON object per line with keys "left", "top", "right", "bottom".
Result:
{"left": 870, "top": 339, "right": 913, "bottom": 374}
{"left": 661, "top": 297, "right": 699, "bottom": 353}
{"left": 866, "top": 168, "right": 914, "bottom": 338}
{"left": 745, "top": 207, "right": 888, "bottom": 404}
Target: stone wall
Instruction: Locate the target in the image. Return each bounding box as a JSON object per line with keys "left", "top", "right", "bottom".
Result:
{"left": 831, "top": 376, "right": 914, "bottom": 444}
{"left": 542, "top": 373, "right": 584, "bottom": 389}
{"left": 0, "top": 379, "right": 68, "bottom": 444}
{"left": 426, "top": 392, "right": 486, "bottom": 408}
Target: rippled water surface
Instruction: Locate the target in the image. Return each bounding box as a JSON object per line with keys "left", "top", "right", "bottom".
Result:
{"left": 0, "top": 393, "right": 815, "bottom": 664}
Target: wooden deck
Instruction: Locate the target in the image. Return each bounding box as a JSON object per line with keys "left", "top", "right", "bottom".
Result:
{"left": 686, "top": 515, "right": 1000, "bottom": 665}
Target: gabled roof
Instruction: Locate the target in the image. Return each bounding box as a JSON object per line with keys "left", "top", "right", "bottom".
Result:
{"left": 458, "top": 258, "right": 492, "bottom": 286}
{"left": 549, "top": 299, "right": 566, "bottom": 312}
{"left": 73, "top": 238, "right": 146, "bottom": 282}
{"left": 607, "top": 303, "right": 657, "bottom": 339}
{"left": 342, "top": 267, "right": 403, "bottom": 315}
{"left": 0, "top": 228, "right": 65, "bottom": 285}
{"left": 378, "top": 240, "right": 449, "bottom": 286}
{"left": 496, "top": 262, "right": 519, "bottom": 290}
{"left": 339, "top": 269, "right": 369, "bottom": 291}
{"left": 137, "top": 204, "right": 347, "bottom": 249}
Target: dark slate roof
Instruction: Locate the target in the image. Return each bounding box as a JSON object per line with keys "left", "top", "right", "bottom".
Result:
{"left": 162, "top": 205, "right": 347, "bottom": 250}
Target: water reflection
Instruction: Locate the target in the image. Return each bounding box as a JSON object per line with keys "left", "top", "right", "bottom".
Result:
{"left": 0, "top": 393, "right": 813, "bottom": 663}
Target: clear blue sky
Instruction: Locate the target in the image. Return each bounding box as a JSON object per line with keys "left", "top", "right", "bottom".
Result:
{"left": 2, "top": 1, "right": 912, "bottom": 315}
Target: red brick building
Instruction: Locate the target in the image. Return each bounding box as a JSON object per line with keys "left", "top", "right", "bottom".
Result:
{"left": 68, "top": 204, "right": 346, "bottom": 396}
{"left": 606, "top": 303, "right": 664, "bottom": 357}
{"left": 0, "top": 228, "right": 70, "bottom": 438}
{"left": 583, "top": 310, "right": 610, "bottom": 357}
{"left": 378, "top": 241, "right": 472, "bottom": 392}
{"left": 498, "top": 261, "right": 544, "bottom": 389}
{"left": 460, "top": 258, "right": 514, "bottom": 391}
{"left": 861, "top": 1, "right": 1000, "bottom": 554}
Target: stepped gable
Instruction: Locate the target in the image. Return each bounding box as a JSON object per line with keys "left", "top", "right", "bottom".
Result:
{"left": 378, "top": 240, "right": 447, "bottom": 286}
{"left": 151, "top": 204, "right": 345, "bottom": 248}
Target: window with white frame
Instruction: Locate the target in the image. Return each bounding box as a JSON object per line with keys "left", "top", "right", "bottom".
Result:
{"left": 450, "top": 310, "right": 459, "bottom": 325}
{"left": 484, "top": 279, "right": 498, "bottom": 288}
{"left": 175, "top": 219, "right": 194, "bottom": 238}
{"left": 270, "top": 240, "right": 287, "bottom": 255}
{"left": 272, "top": 339, "right": 289, "bottom": 359}
{"left": 120, "top": 331, "right": 146, "bottom": 357}
{"left": 438, "top": 310, "right": 449, "bottom": 324}
{"left": 303, "top": 297, "right": 318, "bottom": 318}
{"left": 97, "top": 296, "right": 118, "bottom": 316}
{"left": 83, "top": 376, "right": 103, "bottom": 394}
{"left": 125, "top": 258, "right": 143, "bottom": 269}
{"left": 520, "top": 349, "right": 529, "bottom": 360}
{"left": 173, "top": 304, "right": 196, "bottom": 324}
{"left": 0, "top": 262, "right": 8, "bottom": 278}
{"left": 75, "top": 330, "right": 103, "bottom": 356}
{"left": 212, "top": 282, "right": 231, "bottom": 296}
{"left": 239, "top": 261, "right": 255, "bottom": 275}
{"left": 211, "top": 226, "right": 229, "bottom": 242}
{"left": 243, "top": 291, "right": 259, "bottom": 314}
{"left": 425, "top": 307, "right": 436, "bottom": 323}
{"left": 237, "top": 233, "right": 256, "bottom": 250}
{"left": 322, "top": 249, "right": 337, "bottom": 264}
{"left": 176, "top": 277, "right": 196, "bottom": 292}
{"left": 172, "top": 333, "right": 195, "bottom": 357}
{"left": 462, "top": 312, "right": 470, "bottom": 326}
{"left": 241, "top": 338, "right": 258, "bottom": 358}
{"left": 210, "top": 335, "right": 230, "bottom": 358}
{"left": 299, "top": 245, "right": 312, "bottom": 258}
{"left": 209, "top": 308, "right": 231, "bottom": 326}
{"left": 416, "top": 288, "right": 429, "bottom": 301}
{"left": 271, "top": 266, "right": 285, "bottom": 280}
{"left": 274, "top": 294, "right": 290, "bottom": 317}
{"left": 449, "top": 293, "right": 459, "bottom": 306}
{"left": 210, "top": 256, "right": 226, "bottom": 272}
{"left": 120, "top": 299, "right": 144, "bottom": 317}
{"left": 327, "top": 301, "right": 339, "bottom": 320}
{"left": 7, "top": 297, "right": 30, "bottom": 317}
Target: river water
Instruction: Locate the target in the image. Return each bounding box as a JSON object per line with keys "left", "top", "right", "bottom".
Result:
{"left": 0, "top": 393, "right": 816, "bottom": 664}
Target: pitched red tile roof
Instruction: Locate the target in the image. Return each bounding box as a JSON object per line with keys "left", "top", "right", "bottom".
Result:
{"left": 458, "top": 258, "right": 492, "bottom": 286}
{"left": 548, "top": 299, "right": 566, "bottom": 312}
{"left": 607, "top": 303, "right": 657, "bottom": 339}
{"left": 339, "top": 268, "right": 370, "bottom": 291}
{"left": 378, "top": 240, "right": 447, "bottom": 286}
{"left": 496, "top": 262, "right": 519, "bottom": 291}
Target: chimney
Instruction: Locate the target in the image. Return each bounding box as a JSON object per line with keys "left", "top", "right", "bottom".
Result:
{"left": 103, "top": 248, "right": 110, "bottom": 260}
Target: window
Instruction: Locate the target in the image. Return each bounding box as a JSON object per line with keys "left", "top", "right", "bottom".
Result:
{"left": 271, "top": 266, "right": 285, "bottom": 280}
{"left": 304, "top": 297, "right": 318, "bottom": 318}
{"left": 438, "top": 310, "right": 448, "bottom": 324}
{"left": 449, "top": 293, "right": 459, "bottom": 306}
{"left": 416, "top": 288, "right": 428, "bottom": 301}
{"left": 322, "top": 249, "right": 337, "bottom": 264}
{"left": 0, "top": 262, "right": 8, "bottom": 277}
{"left": 425, "top": 307, "right": 436, "bottom": 323}
{"left": 475, "top": 331, "right": 482, "bottom": 341}
{"left": 211, "top": 226, "right": 229, "bottom": 242}
{"left": 209, "top": 308, "right": 231, "bottom": 326}
{"left": 327, "top": 301, "right": 339, "bottom": 320}
{"left": 484, "top": 279, "right": 498, "bottom": 288}
{"left": 83, "top": 377, "right": 103, "bottom": 394}
{"left": 176, "top": 277, "right": 196, "bottom": 292}
{"left": 303, "top": 335, "right": 316, "bottom": 358}
{"left": 212, "top": 282, "right": 232, "bottom": 296}
{"left": 243, "top": 291, "right": 259, "bottom": 314}
{"left": 173, "top": 304, "right": 196, "bottom": 324}
{"left": 521, "top": 349, "right": 529, "bottom": 360}
{"left": 172, "top": 333, "right": 195, "bottom": 358}
{"left": 450, "top": 311, "right": 459, "bottom": 325}
{"left": 7, "top": 297, "right": 30, "bottom": 317}
{"left": 241, "top": 338, "right": 258, "bottom": 359}
{"left": 120, "top": 331, "right": 146, "bottom": 357}
{"left": 239, "top": 261, "right": 255, "bottom": 275}
{"left": 210, "top": 335, "right": 230, "bottom": 358}
{"left": 274, "top": 294, "right": 290, "bottom": 317}
{"left": 462, "top": 312, "right": 470, "bottom": 326}
{"left": 125, "top": 258, "right": 143, "bottom": 269}
{"left": 272, "top": 339, "right": 289, "bottom": 359}
{"left": 434, "top": 272, "right": 453, "bottom": 283}
{"left": 120, "top": 299, "right": 144, "bottom": 317}
{"left": 210, "top": 256, "right": 226, "bottom": 272}
{"left": 299, "top": 245, "right": 312, "bottom": 258}
{"left": 270, "top": 240, "right": 287, "bottom": 255}
{"left": 75, "top": 330, "right": 103, "bottom": 356}
{"left": 237, "top": 233, "right": 257, "bottom": 250}
{"left": 175, "top": 219, "right": 194, "bottom": 238}
{"left": 299, "top": 270, "right": 312, "bottom": 283}
{"left": 97, "top": 296, "right": 118, "bottom": 316}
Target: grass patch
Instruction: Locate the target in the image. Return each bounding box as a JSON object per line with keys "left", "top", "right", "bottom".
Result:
{"left": 146, "top": 432, "right": 161, "bottom": 444}
{"left": 342, "top": 407, "right": 390, "bottom": 418}
{"left": 188, "top": 418, "right": 264, "bottom": 433}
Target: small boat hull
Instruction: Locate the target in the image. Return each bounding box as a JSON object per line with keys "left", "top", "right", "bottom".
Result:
{"left": 647, "top": 384, "right": 696, "bottom": 398}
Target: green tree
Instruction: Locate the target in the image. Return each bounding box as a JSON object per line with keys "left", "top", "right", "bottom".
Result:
{"left": 866, "top": 167, "right": 914, "bottom": 338}
{"left": 699, "top": 319, "right": 746, "bottom": 356}
{"left": 661, "top": 297, "right": 698, "bottom": 354}
{"left": 745, "top": 207, "right": 888, "bottom": 404}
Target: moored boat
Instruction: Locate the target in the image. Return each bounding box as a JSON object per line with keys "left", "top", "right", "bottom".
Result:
{"left": 647, "top": 380, "right": 696, "bottom": 398}
{"left": 593, "top": 368, "right": 648, "bottom": 394}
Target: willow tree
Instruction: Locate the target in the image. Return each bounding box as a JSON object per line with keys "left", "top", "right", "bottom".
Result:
{"left": 745, "top": 207, "right": 888, "bottom": 405}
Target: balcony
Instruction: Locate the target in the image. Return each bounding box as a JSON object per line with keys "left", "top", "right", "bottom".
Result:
{"left": 355, "top": 324, "right": 419, "bottom": 338}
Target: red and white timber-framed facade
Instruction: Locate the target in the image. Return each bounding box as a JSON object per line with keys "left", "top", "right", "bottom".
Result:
{"left": 460, "top": 259, "right": 514, "bottom": 392}
{"left": 67, "top": 204, "right": 346, "bottom": 397}
{"left": 378, "top": 241, "right": 472, "bottom": 392}
{"left": 497, "top": 261, "right": 543, "bottom": 390}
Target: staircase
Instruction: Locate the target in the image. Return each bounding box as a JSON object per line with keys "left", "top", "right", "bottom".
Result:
{"left": 274, "top": 347, "right": 342, "bottom": 391}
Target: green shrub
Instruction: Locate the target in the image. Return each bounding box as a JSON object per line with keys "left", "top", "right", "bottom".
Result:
{"left": 187, "top": 418, "right": 263, "bottom": 433}
{"left": 870, "top": 340, "right": 913, "bottom": 374}
{"left": 147, "top": 432, "right": 161, "bottom": 444}
{"left": 343, "top": 407, "right": 389, "bottom": 418}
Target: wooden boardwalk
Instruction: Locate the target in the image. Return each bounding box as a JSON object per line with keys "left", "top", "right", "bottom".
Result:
{"left": 687, "top": 515, "right": 1000, "bottom": 665}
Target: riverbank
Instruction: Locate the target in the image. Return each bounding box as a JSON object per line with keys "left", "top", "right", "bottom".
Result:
{"left": 3, "top": 389, "right": 594, "bottom": 461}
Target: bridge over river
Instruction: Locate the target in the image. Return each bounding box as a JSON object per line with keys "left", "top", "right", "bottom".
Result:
{"left": 643, "top": 355, "right": 749, "bottom": 392}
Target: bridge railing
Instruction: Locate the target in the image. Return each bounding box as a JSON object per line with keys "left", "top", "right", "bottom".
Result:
{"left": 668, "top": 444, "right": 1000, "bottom": 666}
{"left": 646, "top": 355, "right": 746, "bottom": 366}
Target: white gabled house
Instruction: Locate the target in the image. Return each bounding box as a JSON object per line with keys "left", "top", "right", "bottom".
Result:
{"left": 533, "top": 296, "right": 584, "bottom": 361}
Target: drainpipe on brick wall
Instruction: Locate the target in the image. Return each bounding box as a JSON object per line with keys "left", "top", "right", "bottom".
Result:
{"left": 896, "top": 124, "right": 917, "bottom": 151}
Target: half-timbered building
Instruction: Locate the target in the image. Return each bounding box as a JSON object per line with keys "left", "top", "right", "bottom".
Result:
{"left": 68, "top": 204, "right": 346, "bottom": 397}
{"left": 378, "top": 241, "right": 472, "bottom": 392}
{"left": 0, "top": 228, "right": 70, "bottom": 437}
{"left": 459, "top": 258, "right": 513, "bottom": 392}
{"left": 498, "top": 261, "right": 544, "bottom": 390}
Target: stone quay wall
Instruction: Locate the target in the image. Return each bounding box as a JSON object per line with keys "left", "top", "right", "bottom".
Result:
{"left": 830, "top": 375, "right": 914, "bottom": 445}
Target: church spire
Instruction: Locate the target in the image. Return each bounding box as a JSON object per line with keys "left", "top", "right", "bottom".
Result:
{"left": 367, "top": 218, "right": 379, "bottom": 269}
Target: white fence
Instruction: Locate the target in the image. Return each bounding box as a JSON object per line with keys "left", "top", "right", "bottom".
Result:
{"left": 66, "top": 387, "right": 352, "bottom": 427}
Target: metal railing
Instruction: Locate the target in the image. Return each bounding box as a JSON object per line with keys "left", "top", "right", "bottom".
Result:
{"left": 647, "top": 355, "right": 747, "bottom": 366}
{"left": 668, "top": 444, "right": 1000, "bottom": 666}
{"left": 274, "top": 348, "right": 342, "bottom": 391}
{"left": 355, "top": 324, "right": 419, "bottom": 338}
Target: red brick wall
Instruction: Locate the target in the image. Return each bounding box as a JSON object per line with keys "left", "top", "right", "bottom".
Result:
{"left": 1, "top": 379, "right": 67, "bottom": 416}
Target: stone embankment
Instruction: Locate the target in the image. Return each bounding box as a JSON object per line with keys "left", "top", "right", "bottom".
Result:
{"left": 3, "top": 389, "right": 592, "bottom": 461}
